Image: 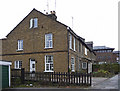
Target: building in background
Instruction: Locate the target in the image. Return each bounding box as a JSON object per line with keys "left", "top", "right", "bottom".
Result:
{"left": 113, "top": 51, "right": 120, "bottom": 64}
{"left": 93, "top": 46, "right": 115, "bottom": 64}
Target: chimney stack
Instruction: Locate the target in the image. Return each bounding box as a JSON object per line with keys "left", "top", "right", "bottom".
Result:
{"left": 86, "top": 41, "right": 93, "bottom": 50}
{"left": 47, "top": 11, "right": 57, "bottom": 20}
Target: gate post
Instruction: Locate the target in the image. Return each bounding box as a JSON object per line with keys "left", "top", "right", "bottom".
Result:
{"left": 21, "top": 68, "right": 25, "bottom": 84}
{"left": 90, "top": 73, "right": 92, "bottom": 86}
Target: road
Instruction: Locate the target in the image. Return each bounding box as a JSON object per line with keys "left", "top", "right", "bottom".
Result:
{"left": 90, "top": 74, "right": 119, "bottom": 89}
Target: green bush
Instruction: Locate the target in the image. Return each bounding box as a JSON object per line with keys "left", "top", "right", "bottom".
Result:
{"left": 93, "top": 69, "right": 111, "bottom": 77}
{"left": 93, "top": 63, "right": 119, "bottom": 77}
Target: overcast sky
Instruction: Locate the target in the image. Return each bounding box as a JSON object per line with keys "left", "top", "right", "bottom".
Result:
{"left": 0, "top": 0, "right": 119, "bottom": 50}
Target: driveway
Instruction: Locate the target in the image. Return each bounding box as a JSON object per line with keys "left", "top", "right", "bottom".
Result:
{"left": 90, "top": 74, "right": 119, "bottom": 89}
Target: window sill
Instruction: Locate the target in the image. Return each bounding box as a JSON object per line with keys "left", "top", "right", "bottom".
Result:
{"left": 44, "top": 47, "right": 53, "bottom": 49}
{"left": 82, "top": 68, "right": 87, "bottom": 70}
{"left": 14, "top": 68, "right": 21, "bottom": 69}
{"left": 16, "top": 49, "right": 23, "bottom": 52}
{"left": 71, "top": 70, "right": 75, "bottom": 72}
{"left": 44, "top": 71, "right": 54, "bottom": 72}
{"left": 73, "top": 50, "right": 76, "bottom": 52}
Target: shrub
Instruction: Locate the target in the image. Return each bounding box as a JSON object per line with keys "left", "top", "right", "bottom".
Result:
{"left": 93, "top": 69, "right": 111, "bottom": 77}
{"left": 93, "top": 63, "right": 119, "bottom": 75}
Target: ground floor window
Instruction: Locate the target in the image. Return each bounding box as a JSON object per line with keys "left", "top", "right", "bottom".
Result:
{"left": 82, "top": 62, "right": 87, "bottom": 69}
{"left": 71, "top": 57, "right": 75, "bottom": 72}
{"left": 45, "top": 55, "right": 53, "bottom": 72}
{"left": 14, "top": 61, "right": 22, "bottom": 69}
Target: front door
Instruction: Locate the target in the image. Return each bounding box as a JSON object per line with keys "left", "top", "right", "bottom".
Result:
{"left": 30, "top": 59, "right": 35, "bottom": 73}
{"left": 88, "top": 63, "right": 92, "bottom": 73}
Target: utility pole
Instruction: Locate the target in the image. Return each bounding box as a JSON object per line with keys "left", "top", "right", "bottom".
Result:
{"left": 47, "top": 0, "right": 49, "bottom": 13}
{"left": 72, "top": 16, "right": 74, "bottom": 29}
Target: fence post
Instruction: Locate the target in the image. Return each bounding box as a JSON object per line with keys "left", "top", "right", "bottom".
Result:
{"left": 90, "top": 73, "right": 92, "bottom": 86}
{"left": 21, "top": 68, "right": 25, "bottom": 84}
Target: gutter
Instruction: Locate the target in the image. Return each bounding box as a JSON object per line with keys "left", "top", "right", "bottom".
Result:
{"left": 67, "top": 28, "right": 70, "bottom": 73}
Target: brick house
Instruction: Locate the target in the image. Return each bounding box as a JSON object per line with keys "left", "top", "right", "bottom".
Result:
{"left": 93, "top": 46, "right": 115, "bottom": 64}
{"left": 0, "top": 9, "right": 95, "bottom": 73}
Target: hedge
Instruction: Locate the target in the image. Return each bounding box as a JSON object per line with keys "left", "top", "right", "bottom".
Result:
{"left": 93, "top": 63, "right": 119, "bottom": 74}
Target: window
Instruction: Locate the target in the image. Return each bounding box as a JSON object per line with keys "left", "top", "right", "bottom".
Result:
{"left": 34, "top": 18, "right": 38, "bottom": 28}
{"left": 30, "top": 18, "right": 38, "bottom": 28}
{"left": 82, "top": 62, "right": 87, "bottom": 69}
{"left": 99, "top": 62, "right": 104, "bottom": 64}
{"left": 45, "top": 34, "right": 53, "bottom": 48}
{"left": 69, "top": 34, "right": 72, "bottom": 49}
{"left": 71, "top": 57, "right": 75, "bottom": 72}
{"left": 14, "top": 61, "right": 22, "bottom": 69}
{"left": 18, "top": 40, "right": 23, "bottom": 50}
{"left": 74, "top": 37, "right": 76, "bottom": 51}
{"left": 116, "top": 57, "right": 119, "bottom": 60}
{"left": 30, "top": 19, "right": 33, "bottom": 28}
{"left": 85, "top": 48, "right": 87, "bottom": 55}
{"left": 45, "top": 55, "right": 53, "bottom": 72}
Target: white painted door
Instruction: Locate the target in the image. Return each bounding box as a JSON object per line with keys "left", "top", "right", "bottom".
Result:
{"left": 88, "top": 63, "right": 92, "bottom": 73}
{"left": 30, "top": 59, "right": 35, "bottom": 73}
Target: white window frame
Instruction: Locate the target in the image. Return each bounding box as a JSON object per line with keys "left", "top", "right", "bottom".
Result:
{"left": 30, "top": 19, "right": 33, "bottom": 28}
{"left": 69, "top": 34, "right": 72, "bottom": 49}
{"left": 82, "top": 62, "right": 87, "bottom": 69}
{"left": 18, "top": 40, "right": 23, "bottom": 50}
{"left": 74, "top": 37, "right": 76, "bottom": 51}
{"left": 71, "top": 57, "right": 75, "bottom": 72}
{"left": 45, "top": 33, "right": 53, "bottom": 48}
{"left": 14, "top": 61, "right": 22, "bottom": 69}
{"left": 34, "top": 18, "right": 38, "bottom": 28}
{"left": 44, "top": 55, "right": 54, "bottom": 72}
{"left": 85, "top": 48, "right": 87, "bottom": 55}
{"left": 30, "top": 18, "right": 38, "bottom": 28}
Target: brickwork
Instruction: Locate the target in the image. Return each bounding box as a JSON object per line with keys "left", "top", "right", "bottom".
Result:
{"left": 0, "top": 9, "right": 95, "bottom": 73}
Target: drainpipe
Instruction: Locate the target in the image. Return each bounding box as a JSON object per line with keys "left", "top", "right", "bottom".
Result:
{"left": 67, "top": 27, "right": 70, "bottom": 73}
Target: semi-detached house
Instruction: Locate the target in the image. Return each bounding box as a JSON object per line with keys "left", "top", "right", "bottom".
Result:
{"left": 0, "top": 9, "right": 96, "bottom": 73}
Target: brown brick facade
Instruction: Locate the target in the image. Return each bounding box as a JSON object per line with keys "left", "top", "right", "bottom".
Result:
{"left": 0, "top": 9, "right": 95, "bottom": 73}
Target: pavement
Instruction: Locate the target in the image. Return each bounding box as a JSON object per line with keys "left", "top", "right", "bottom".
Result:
{"left": 90, "top": 74, "right": 119, "bottom": 89}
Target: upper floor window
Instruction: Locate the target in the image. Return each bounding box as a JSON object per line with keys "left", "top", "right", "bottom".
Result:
{"left": 14, "top": 61, "right": 22, "bottom": 69}
{"left": 18, "top": 40, "right": 23, "bottom": 50}
{"left": 74, "top": 37, "right": 76, "bottom": 51}
{"left": 85, "top": 48, "right": 87, "bottom": 55}
{"left": 82, "top": 62, "right": 87, "bottom": 69}
{"left": 30, "top": 18, "right": 38, "bottom": 28}
{"left": 69, "top": 34, "right": 72, "bottom": 49}
{"left": 45, "top": 34, "right": 53, "bottom": 48}
{"left": 71, "top": 57, "right": 75, "bottom": 72}
{"left": 45, "top": 55, "right": 53, "bottom": 72}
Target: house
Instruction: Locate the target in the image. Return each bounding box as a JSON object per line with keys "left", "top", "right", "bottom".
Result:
{"left": 93, "top": 46, "right": 115, "bottom": 64}
{"left": 0, "top": 8, "right": 95, "bottom": 73}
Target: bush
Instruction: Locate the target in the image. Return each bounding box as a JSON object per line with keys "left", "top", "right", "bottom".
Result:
{"left": 93, "top": 63, "right": 119, "bottom": 77}
{"left": 93, "top": 69, "right": 111, "bottom": 77}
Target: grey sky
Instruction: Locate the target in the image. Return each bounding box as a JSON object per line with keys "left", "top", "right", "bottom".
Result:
{"left": 0, "top": 0, "right": 119, "bottom": 50}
